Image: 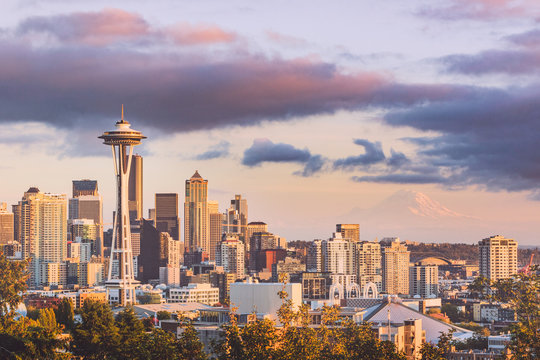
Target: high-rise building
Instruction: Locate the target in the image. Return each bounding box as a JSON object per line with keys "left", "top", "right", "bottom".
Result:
{"left": 355, "top": 241, "right": 382, "bottom": 291}
{"left": 322, "top": 233, "right": 355, "bottom": 275}
{"left": 230, "top": 195, "right": 248, "bottom": 242}
{"left": 381, "top": 238, "right": 410, "bottom": 295}
{"left": 13, "top": 188, "right": 67, "bottom": 287}
{"left": 184, "top": 171, "right": 209, "bottom": 253}
{"left": 128, "top": 154, "right": 143, "bottom": 222}
{"left": 336, "top": 224, "right": 360, "bottom": 242}
{"left": 208, "top": 201, "right": 223, "bottom": 261}
{"left": 409, "top": 264, "right": 438, "bottom": 298}
{"left": 307, "top": 240, "right": 323, "bottom": 272}
{"left": 249, "top": 231, "right": 281, "bottom": 271}
{"left": 479, "top": 235, "right": 518, "bottom": 281}
{"left": 155, "top": 193, "right": 180, "bottom": 240}
{"left": 216, "top": 233, "right": 245, "bottom": 278}
{"left": 69, "top": 186, "right": 103, "bottom": 256}
{"left": 0, "top": 202, "right": 14, "bottom": 245}
{"left": 72, "top": 180, "right": 98, "bottom": 197}
{"left": 247, "top": 222, "right": 268, "bottom": 242}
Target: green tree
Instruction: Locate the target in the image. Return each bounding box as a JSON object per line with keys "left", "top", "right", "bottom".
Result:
{"left": 0, "top": 252, "right": 68, "bottom": 359}
{"left": 492, "top": 265, "right": 540, "bottom": 359}
{"left": 157, "top": 310, "right": 172, "bottom": 320}
{"left": 177, "top": 319, "right": 208, "bottom": 360}
{"left": 420, "top": 330, "right": 454, "bottom": 360}
{"left": 115, "top": 306, "right": 146, "bottom": 360}
{"left": 468, "top": 276, "right": 491, "bottom": 299}
{"left": 54, "top": 298, "right": 74, "bottom": 331}
{"left": 71, "top": 300, "right": 120, "bottom": 359}
{"left": 143, "top": 328, "right": 179, "bottom": 360}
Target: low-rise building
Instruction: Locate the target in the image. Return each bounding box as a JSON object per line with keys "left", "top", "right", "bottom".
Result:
{"left": 168, "top": 283, "right": 219, "bottom": 305}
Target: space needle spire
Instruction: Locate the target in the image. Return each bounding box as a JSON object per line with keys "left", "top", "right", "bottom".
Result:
{"left": 99, "top": 107, "right": 146, "bottom": 306}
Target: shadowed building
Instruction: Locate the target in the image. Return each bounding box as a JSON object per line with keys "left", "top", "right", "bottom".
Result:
{"left": 155, "top": 193, "right": 180, "bottom": 240}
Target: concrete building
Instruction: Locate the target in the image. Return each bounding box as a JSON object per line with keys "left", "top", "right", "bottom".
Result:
{"left": 208, "top": 201, "right": 223, "bottom": 261}
{"left": 307, "top": 240, "right": 323, "bottom": 272}
{"left": 336, "top": 224, "right": 360, "bottom": 242}
{"left": 373, "top": 319, "right": 425, "bottom": 360}
{"left": 302, "top": 271, "right": 333, "bottom": 300}
{"left": 78, "top": 262, "right": 104, "bottom": 287}
{"left": 13, "top": 188, "right": 67, "bottom": 287}
{"left": 247, "top": 222, "right": 268, "bottom": 242}
{"left": 381, "top": 238, "right": 410, "bottom": 295}
{"left": 230, "top": 281, "right": 302, "bottom": 322}
{"left": 0, "top": 202, "right": 14, "bottom": 245}
{"left": 410, "top": 264, "right": 439, "bottom": 298}
{"left": 168, "top": 283, "right": 219, "bottom": 305}
{"left": 184, "top": 171, "right": 209, "bottom": 253}
{"left": 355, "top": 240, "right": 382, "bottom": 292}
{"left": 159, "top": 266, "right": 181, "bottom": 286}
{"left": 479, "top": 235, "right": 518, "bottom": 281}
{"left": 216, "top": 234, "right": 245, "bottom": 278}
{"left": 155, "top": 193, "right": 180, "bottom": 240}
{"left": 322, "top": 233, "right": 355, "bottom": 275}
{"left": 68, "top": 182, "right": 103, "bottom": 256}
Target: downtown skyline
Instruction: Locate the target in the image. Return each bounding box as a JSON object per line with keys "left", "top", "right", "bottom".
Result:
{"left": 1, "top": 1, "right": 540, "bottom": 245}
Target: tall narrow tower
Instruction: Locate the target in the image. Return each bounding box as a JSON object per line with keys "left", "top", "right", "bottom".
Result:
{"left": 99, "top": 107, "right": 146, "bottom": 306}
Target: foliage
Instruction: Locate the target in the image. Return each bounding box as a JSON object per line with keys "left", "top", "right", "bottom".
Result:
{"left": 467, "top": 276, "right": 491, "bottom": 299}
{"left": 0, "top": 251, "right": 68, "bottom": 359}
{"left": 440, "top": 303, "right": 467, "bottom": 323}
{"left": 419, "top": 330, "right": 454, "bottom": 360}
{"left": 453, "top": 334, "right": 488, "bottom": 351}
{"left": 54, "top": 298, "right": 75, "bottom": 331}
{"left": 491, "top": 265, "right": 540, "bottom": 359}
{"left": 157, "top": 310, "right": 172, "bottom": 320}
{"left": 176, "top": 319, "right": 208, "bottom": 360}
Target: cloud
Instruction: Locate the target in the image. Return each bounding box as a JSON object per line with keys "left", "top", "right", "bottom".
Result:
{"left": 296, "top": 155, "right": 326, "bottom": 177}
{"left": 442, "top": 49, "right": 540, "bottom": 75}
{"left": 334, "top": 139, "right": 386, "bottom": 169}
{"left": 352, "top": 174, "right": 447, "bottom": 184}
{"left": 16, "top": 8, "right": 237, "bottom": 46}
{"left": 381, "top": 84, "right": 540, "bottom": 194}
{"left": 506, "top": 28, "right": 540, "bottom": 48}
{"left": 242, "top": 138, "right": 312, "bottom": 166}
{"left": 418, "top": 0, "right": 540, "bottom": 21}
{"left": 194, "top": 141, "right": 230, "bottom": 160}
{"left": 387, "top": 150, "right": 410, "bottom": 168}
{"left": 266, "top": 31, "right": 309, "bottom": 47}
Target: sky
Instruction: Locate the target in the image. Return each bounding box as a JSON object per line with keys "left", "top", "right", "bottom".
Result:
{"left": 1, "top": 0, "right": 540, "bottom": 245}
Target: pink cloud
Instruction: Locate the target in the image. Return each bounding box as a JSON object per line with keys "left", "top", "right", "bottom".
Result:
{"left": 17, "top": 9, "right": 237, "bottom": 47}
{"left": 165, "top": 24, "right": 237, "bottom": 45}
{"left": 265, "top": 31, "right": 309, "bottom": 47}
{"left": 419, "top": 0, "right": 540, "bottom": 20}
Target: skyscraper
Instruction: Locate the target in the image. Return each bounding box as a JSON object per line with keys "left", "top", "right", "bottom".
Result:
{"left": 321, "top": 233, "right": 355, "bottom": 276}
{"left": 155, "top": 193, "right": 180, "bottom": 240}
{"left": 99, "top": 108, "right": 146, "bottom": 306}
{"left": 13, "top": 188, "right": 67, "bottom": 287}
{"left": 336, "top": 224, "right": 360, "bottom": 242}
{"left": 184, "top": 171, "right": 209, "bottom": 253}
{"left": 0, "top": 202, "right": 14, "bottom": 245}
{"left": 69, "top": 180, "right": 103, "bottom": 256}
{"left": 216, "top": 233, "right": 245, "bottom": 278}
{"left": 208, "top": 200, "right": 223, "bottom": 261}
{"left": 381, "top": 238, "right": 410, "bottom": 295}
{"left": 355, "top": 241, "right": 382, "bottom": 291}
{"left": 128, "top": 154, "right": 143, "bottom": 222}
{"left": 72, "top": 180, "right": 98, "bottom": 197}
{"left": 479, "top": 235, "right": 518, "bottom": 281}
{"left": 230, "top": 195, "right": 248, "bottom": 242}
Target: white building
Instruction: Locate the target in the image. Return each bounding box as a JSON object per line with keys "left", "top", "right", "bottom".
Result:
{"left": 230, "top": 281, "right": 302, "bottom": 322}
{"left": 479, "top": 235, "right": 517, "bottom": 281}
{"left": 216, "top": 234, "right": 245, "bottom": 277}
{"left": 355, "top": 241, "right": 382, "bottom": 291}
{"left": 381, "top": 238, "right": 410, "bottom": 295}
{"left": 168, "top": 283, "right": 219, "bottom": 305}
{"left": 78, "top": 262, "right": 103, "bottom": 287}
{"left": 410, "top": 264, "right": 439, "bottom": 298}
{"left": 160, "top": 266, "right": 181, "bottom": 286}
{"left": 322, "top": 233, "right": 355, "bottom": 275}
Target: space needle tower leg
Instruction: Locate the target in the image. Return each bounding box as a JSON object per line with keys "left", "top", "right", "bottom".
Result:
{"left": 100, "top": 106, "right": 146, "bottom": 306}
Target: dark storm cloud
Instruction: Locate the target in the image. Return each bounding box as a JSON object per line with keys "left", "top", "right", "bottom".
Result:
{"left": 382, "top": 84, "right": 540, "bottom": 193}
{"left": 242, "top": 139, "right": 312, "bottom": 166}
{"left": 194, "top": 141, "right": 230, "bottom": 160}
{"left": 333, "top": 139, "right": 386, "bottom": 169}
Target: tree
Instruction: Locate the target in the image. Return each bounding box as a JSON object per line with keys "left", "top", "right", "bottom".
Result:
{"left": 71, "top": 300, "right": 120, "bottom": 359}
{"left": 420, "top": 330, "right": 454, "bottom": 360}
{"left": 157, "top": 310, "right": 172, "bottom": 320}
{"left": 115, "top": 306, "right": 146, "bottom": 359}
{"left": 177, "top": 319, "right": 208, "bottom": 360}
{"left": 54, "top": 298, "right": 74, "bottom": 331}
{"left": 491, "top": 265, "right": 540, "bottom": 359}
{"left": 467, "top": 276, "right": 491, "bottom": 299}
{"left": 0, "top": 252, "right": 68, "bottom": 359}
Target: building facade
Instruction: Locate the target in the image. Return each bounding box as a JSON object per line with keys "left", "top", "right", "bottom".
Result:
{"left": 381, "top": 238, "right": 410, "bottom": 295}
{"left": 184, "top": 171, "right": 209, "bottom": 253}
{"left": 355, "top": 240, "right": 382, "bottom": 292}
{"left": 409, "top": 264, "right": 439, "bottom": 298}
{"left": 479, "top": 235, "right": 518, "bottom": 281}
{"left": 155, "top": 193, "right": 180, "bottom": 240}
{"left": 336, "top": 224, "right": 360, "bottom": 242}
{"left": 216, "top": 234, "right": 245, "bottom": 278}
{"left": 0, "top": 202, "right": 14, "bottom": 245}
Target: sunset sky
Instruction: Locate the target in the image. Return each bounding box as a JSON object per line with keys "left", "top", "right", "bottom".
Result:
{"left": 1, "top": 0, "right": 540, "bottom": 245}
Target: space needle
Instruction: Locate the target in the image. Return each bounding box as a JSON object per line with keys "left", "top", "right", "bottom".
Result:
{"left": 99, "top": 106, "right": 146, "bottom": 306}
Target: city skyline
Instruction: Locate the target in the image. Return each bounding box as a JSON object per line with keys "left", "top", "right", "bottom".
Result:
{"left": 1, "top": 1, "right": 540, "bottom": 245}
